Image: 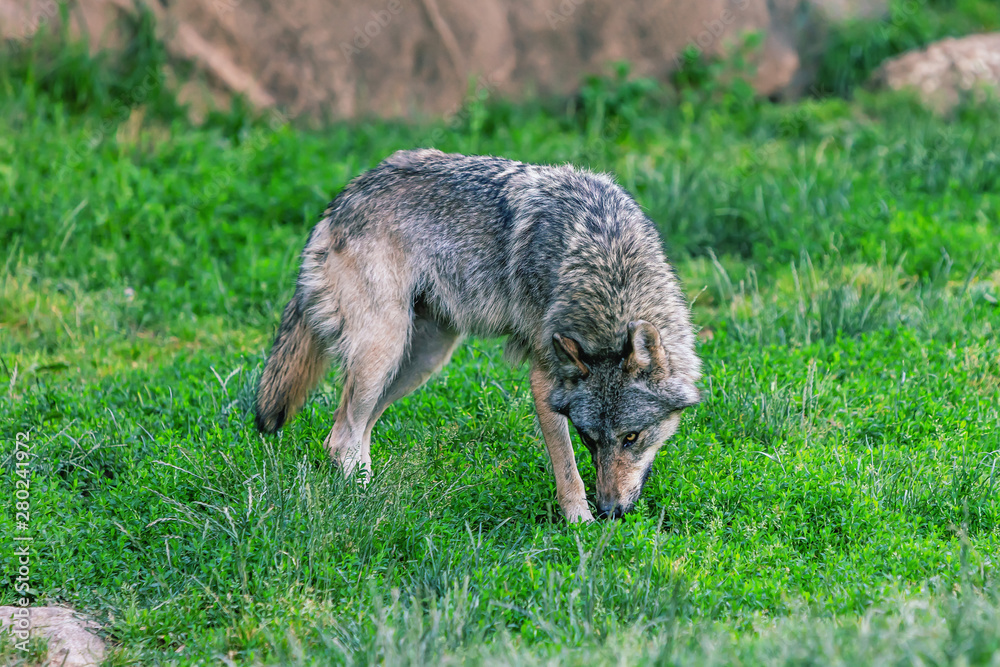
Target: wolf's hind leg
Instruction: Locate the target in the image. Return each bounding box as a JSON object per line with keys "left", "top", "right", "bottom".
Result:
{"left": 530, "top": 365, "right": 595, "bottom": 523}
{"left": 361, "top": 315, "right": 462, "bottom": 456}
{"left": 323, "top": 304, "right": 412, "bottom": 480}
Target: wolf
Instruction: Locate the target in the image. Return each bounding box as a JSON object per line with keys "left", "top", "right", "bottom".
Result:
{"left": 255, "top": 149, "right": 701, "bottom": 522}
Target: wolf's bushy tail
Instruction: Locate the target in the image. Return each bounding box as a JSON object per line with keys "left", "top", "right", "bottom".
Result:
{"left": 255, "top": 299, "right": 328, "bottom": 433}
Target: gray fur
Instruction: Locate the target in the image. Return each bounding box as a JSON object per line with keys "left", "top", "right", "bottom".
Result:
{"left": 255, "top": 149, "right": 702, "bottom": 522}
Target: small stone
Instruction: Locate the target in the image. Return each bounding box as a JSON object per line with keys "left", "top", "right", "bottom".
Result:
{"left": 0, "top": 606, "right": 105, "bottom": 667}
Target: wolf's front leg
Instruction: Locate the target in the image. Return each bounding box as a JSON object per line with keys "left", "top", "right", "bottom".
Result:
{"left": 530, "top": 365, "right": 595, "bottom": 524}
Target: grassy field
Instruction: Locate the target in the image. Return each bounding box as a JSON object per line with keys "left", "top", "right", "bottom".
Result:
{"left": 2, "top": 4, "right": 1000, "bottom": 664}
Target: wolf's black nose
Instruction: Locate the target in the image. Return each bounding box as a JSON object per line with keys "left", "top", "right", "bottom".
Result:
{"left": 597, "top": 501, "right": 625, "bottom": 519}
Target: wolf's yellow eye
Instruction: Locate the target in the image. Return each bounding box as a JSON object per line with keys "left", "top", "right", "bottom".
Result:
{"left": 623, "top": 432, "right": 639, "bottom": 447}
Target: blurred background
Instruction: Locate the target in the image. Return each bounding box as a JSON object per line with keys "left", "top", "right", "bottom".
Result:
{"left": 1, "top": 0, "right": 997, "bottom": 325}
{"left": 2, "top": 0, "right": 998, "bottom": 120}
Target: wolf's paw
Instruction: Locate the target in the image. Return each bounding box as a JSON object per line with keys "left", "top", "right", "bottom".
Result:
{"left": 564, "top": 505, "right": 595, "bottom": 524}
{"left": 333, "top": 447, "right": 372, "bottom": 487}
{"left": 343, "top": 461, "right": 371, "bottom": 487}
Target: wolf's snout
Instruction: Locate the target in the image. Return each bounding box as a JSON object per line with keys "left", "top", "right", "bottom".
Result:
{"left": 596, "top": 499, "right": 626, "bottom": 519}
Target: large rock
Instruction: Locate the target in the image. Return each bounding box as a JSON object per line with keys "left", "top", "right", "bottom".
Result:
{"left": 2, "top": 0, "right": 886, "bottom": 118}
{"left": 0, "top": 606, "right": 105, "bottom": 667}
{"left": 871, "top": 33, "right": 1000, "bottom": 112}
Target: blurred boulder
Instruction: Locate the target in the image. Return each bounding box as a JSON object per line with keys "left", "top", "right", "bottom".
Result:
{"left": 870, "top": 33, "right": 1000, "bottom": 112}
{"left": 0, "top": 606, "right": 105, "bottom": 667}
{"left": 2, "top": 0, "right": 887, "bottom": 118}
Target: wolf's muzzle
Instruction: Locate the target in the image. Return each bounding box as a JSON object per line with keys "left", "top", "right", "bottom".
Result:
{"left": 596, "top": 500, "right": 626, "bottom": 519}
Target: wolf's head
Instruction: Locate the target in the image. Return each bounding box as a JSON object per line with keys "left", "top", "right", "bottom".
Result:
{"left": 548, "top": 321, "right": 700, "bottom": 518}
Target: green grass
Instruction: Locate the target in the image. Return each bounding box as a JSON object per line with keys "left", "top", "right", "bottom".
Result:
{"left": 2, "top": 11, "right": 1000, "bottom": 665}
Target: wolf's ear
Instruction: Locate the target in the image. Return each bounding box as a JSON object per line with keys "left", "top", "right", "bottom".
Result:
{"left": 553, "top": 333, "right": 590, "bottom": 379}
{"left": 625, "top": 321, "right": 670, "bottom": 376}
